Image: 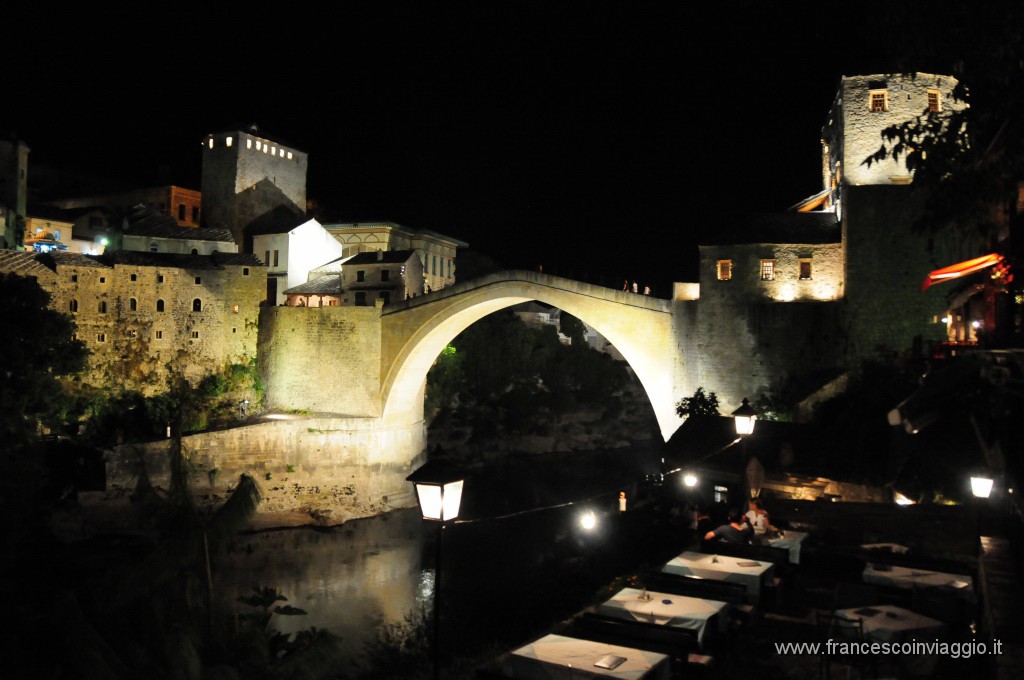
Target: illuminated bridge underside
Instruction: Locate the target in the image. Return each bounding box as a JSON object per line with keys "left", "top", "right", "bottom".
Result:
{"left": 380, "top": 270, "right": 684, "bottom": 441}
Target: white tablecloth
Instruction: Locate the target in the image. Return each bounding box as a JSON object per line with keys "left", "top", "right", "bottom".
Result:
{"left": 834, "top": 604, "right": 946, "bottom": 675}
{"left": 661, "top": 551, "right": 774, "bottom": 599}
{"left": 768, "top": 530, "right": 808, "bottom": 564}
{"left": 596, "top": 587, "right": 728, "bottom": 648}
{"left": 503, "top": 633, "right": 672, "bottom": 679}
{"left": 862, "top": 563, "right": 975, "bottom": 602}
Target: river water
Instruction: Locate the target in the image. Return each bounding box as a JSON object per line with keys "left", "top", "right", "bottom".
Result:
{"left": 212, "top": 446, "right": 677, "bottom": 667}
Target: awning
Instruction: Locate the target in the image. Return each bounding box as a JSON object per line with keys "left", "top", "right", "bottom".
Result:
{"left": 920, "top": 253, "right": 1003, "bottom": 291}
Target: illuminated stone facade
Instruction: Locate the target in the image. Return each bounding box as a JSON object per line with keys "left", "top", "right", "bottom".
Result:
{"left": 0, "top": 137, "right": 29, "bottom": 250}
{"left": 252, "top": 218, "right": 344, "bottom": 305}
{"left": 0, "top": 249, "right": 265, "bottom": 392}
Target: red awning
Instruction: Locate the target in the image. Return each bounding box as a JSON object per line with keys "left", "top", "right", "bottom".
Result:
{"left": 920, "top": 253, "right": 1003, "bottom": 291}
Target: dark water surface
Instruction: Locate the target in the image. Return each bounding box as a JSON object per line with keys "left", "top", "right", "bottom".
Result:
{"left": 213, "top": 446, "right": 680, "bottom": 664}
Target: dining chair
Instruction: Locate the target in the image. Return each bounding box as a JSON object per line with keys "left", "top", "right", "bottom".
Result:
{"left": 815, "top": 612, "right": 878, "bottom": 680}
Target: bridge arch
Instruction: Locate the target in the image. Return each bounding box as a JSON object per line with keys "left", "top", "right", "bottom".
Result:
{"left": 379, "top": 271, "right": 684, "bottom": 441}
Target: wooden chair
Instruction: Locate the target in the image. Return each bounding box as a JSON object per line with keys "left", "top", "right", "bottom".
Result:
{"left": 815, "top": 612, "right": 878, "bottom": 680}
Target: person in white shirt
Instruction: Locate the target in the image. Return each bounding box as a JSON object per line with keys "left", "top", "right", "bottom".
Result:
{"left": 745, "top": 498, "right": 776, "bottom": 536}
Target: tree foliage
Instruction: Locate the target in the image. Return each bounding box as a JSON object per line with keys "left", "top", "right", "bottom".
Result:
{"left": 675, "top": 386, "right": 720, "bottom": 419}
{"left": 0, "top": 273, "right": 88, "bottom": 447}
{"left": 559, "top": 312, "right": 587, "bottom": 346}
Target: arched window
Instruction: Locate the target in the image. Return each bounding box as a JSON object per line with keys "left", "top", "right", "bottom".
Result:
{"left": 192, "top": 298, "right": 202, "bottom": 312}
{"left": 129, "top": 297, "right": 138, "bottom": 311}
{"left": 191, "top": 248, "right": 199, "bottom": 255}
{"left": 156, "top": 299, "right": 165, "bottom": 312}
{"left": 98, "top": 300, "right": 107, "bottom": 314}
{"left": 69, "top": 299, "right": 78, "bottom": 313}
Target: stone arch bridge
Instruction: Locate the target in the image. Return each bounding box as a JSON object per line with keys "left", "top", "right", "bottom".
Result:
{"left": 379, "top": 270, "right": 685, "bottom": 440}
{"left": 260, "top": 270, "right": 694, "bottom": 444}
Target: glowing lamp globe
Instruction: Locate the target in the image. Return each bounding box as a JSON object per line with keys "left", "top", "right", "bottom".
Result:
{"left": 731, "top": 398, "right": 758, "bottom": 436}
{"left": 407, "top": 460, "right": 464, "bottom": 522}
{"left": 970, "top": 475, "right": 994, "bottom": 499}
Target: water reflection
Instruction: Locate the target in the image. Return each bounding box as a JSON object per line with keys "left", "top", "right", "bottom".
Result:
{"left": 216, "top": 508, "right": 426, "bottom": 660}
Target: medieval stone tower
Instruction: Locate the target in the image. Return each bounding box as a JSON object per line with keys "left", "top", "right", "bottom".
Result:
{"left": 200, "top": 127, "right": 308, "bottom": 252}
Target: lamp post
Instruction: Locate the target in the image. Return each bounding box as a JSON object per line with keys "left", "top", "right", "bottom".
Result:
{"left": 732, "top": 398, "right": 758, "bottom": 504}
{"left": 407, "top": 460, "right": 464, "bottom": 680}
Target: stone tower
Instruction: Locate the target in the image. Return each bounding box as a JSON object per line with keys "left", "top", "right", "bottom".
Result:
{"left": 0, "top": 136, "right": 30, "bottom": 250}
{"left": 200, "top": 126, "right": 308, "bottom": 252}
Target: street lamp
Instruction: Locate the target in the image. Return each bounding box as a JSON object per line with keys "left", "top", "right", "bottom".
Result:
{"left": 970, "top": 474, "right": 994, "bottom": 498}
{"left": 407, "top": 460, "right": 464, "bottom": 680}
{"left": 731, "top": 398, "right": 757, "bottom": 436}
{"left": 732, "top": 398, "right": 758, "bottom": 504}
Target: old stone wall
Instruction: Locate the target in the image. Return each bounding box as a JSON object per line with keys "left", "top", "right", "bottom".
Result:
{"left": 842, "top": 185, "right": 952, "bottom": 361}
{"left": 258, "top": 305, "right": 384, "bottom": 415}
{"left": 101, "top": 416, "right": 426, "bottom": 528}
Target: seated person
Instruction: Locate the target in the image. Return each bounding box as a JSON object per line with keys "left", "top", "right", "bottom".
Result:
{"left": 704, "top": 508, "right": 752, "bottom": 543}
{"left": 745, "top": 498, "right": 778, "bottom": 537}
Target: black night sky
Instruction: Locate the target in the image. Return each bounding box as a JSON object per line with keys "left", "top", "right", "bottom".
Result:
{"left": 6, "top": 2, "right": 971, "bottom": 291}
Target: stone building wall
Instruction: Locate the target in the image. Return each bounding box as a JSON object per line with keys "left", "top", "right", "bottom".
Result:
{"left": 100, "top": 415, "right": 426, "bottom": 528}
{"left": 700, "top": 242, "right": 845, "bottom": 303}
{"left": 258, "top": 304, "right": 384, "bottom": 416}
{"left": 0, "top": 251, "right": 266, "bottom": 392}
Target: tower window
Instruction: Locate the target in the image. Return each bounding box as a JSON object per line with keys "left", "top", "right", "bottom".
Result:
{"left": 799, "top": 259, "right": 812, "bottom": 280}
{"left": 130, "top": 273, "right": 137, "bottom": 281}
{"left": 192, "top": 299, "right": 202, "bottom": 312}
{"left": 226, "top": 136, "right": 233, "bottom": 147}
{"left": 191, "top": 330, "right": 200, "bottom": 339}
{"left": 99, "top": 277, "right": 106, "bottom": 284}
{"left": 98, "top": 300, "right": 107, "bottom": 314}
{"left": 155, "top": 330, "right": 163, "bottom": 340}
{"left": 69, "top": 299, "right": 78, "bottom": 313}
{"left": 157, "top": 274, "right": 164, "bottom": 283}
{"left": 716, "top": 259, "right": 733, "bottom": 281}
{"left": 246, "top": 139, "right": 252, "bottom": 149}
{"left": 927, "top": 90, "right": 941, "bottom": 112}
{"left": 71, "top": 274, "right": 78, "bottom": 282}
{"left": 130, "top": 297, "right": 138, "bottom": 311}
{"left": 760, "top": 260, "right": 776, "bottom": 281}
{"left": 195, "top": 276, "right": 202, "bottom": 284}
{"left": 97, "top": 333, "right": 106, "bottom": 343}
{"left": 869, "top": 90, "right": 888, "bottom": 112}
{"left": 156, "top": 299, "right": 165, "bottom": 312}
{"left": 287, "top": 152, "right": 293, "bottom": 160}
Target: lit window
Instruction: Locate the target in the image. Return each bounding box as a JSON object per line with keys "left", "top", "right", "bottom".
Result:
{"left": 247, "top": 139, "right": 252, "bottom": 149}
{"left": 869, "top": 90, "right": 887, "bottom": 112}
{"left": 232, "top": 304, "right": 239, "bottom": 313}
{"left": 69, "top": 299, "right": 78, "bottom": 313}
{"left": 799, "top": 259, "right": 812, "bottom": 280}
{"left": 760, "top": 260, "right": 776, "bottom": 281}
{"left": 191, "top": 330, "right": 200, "bottom": 339}
{"left": 256, "top": 141, "right": 262, "bottom": 150}
{"left": 927, "top": 90, "right": 941, "bottom": 112}
{"left": 716, "top": 259, "right": 732, "bottom": 281}
{"left": 287, "top": 152, "right": 293, "bottom": 160}
{"left": 208, "top": 138, "right": 214, "bottom": 148}
{"left": 155, "top": 330, "right": 163, "bottom": 339}
{"left": 263, "top": 145, "right": 268, "bottom": 154}
{"left": 226, "top": 136, "right": 233, "bottom": 147}
{"left": 271, "top": 146, "right": 276, "bottom": 155}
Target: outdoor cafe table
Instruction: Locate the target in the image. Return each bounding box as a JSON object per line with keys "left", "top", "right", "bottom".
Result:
{"left": 501, "top": 633, "right": 671, "bottom": 679}
{"left": 767, "top": 529, "right": 809, "bottom": 564}
{"left": 596, "top": 586, "right": 728, "bottom": 648}
{"left": 862, "top": 563, "right": 975, "bottom": 602}
{"left": 833, "top": 604, "right": 947, "bottom": 676}
{"left": 661, "top": 550, "right": 774, "bottom": 601}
